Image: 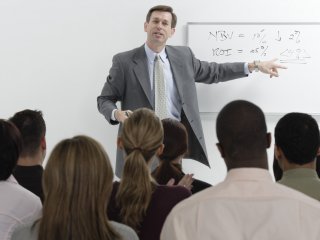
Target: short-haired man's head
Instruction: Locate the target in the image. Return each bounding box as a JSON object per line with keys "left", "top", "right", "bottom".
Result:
{"left": 275, "top": 112, "right": 320, "bottom": 165}
{"left": 159, "top": 118, "right": 188, "bottom": 162}
{"left": 146, "top": 5, "right": 177, "bottom": 28}
{"left": 0, "top": 120, "right": 22, "bottom": 180}
{"left": 216, "top": 100, "right": 268, "bottom": 163}
{"left": 9, "top": 109, "right": 46, "bottom": 157}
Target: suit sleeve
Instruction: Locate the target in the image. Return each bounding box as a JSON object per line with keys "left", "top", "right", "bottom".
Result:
{"left": 188, "top": 47, "right": 248, "bottom": 84}
{"left": 97, "top": 54, "right": 125, "bottom": 125}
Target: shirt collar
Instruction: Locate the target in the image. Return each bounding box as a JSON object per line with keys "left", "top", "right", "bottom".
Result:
{"left": 283, "top": 168, "right": 319, "bottom": 179}
{"left": 6, "top": 174, "right": 18, "bottom": 184}
{"left": 225, "top": 168, "right": 273, "bottom": 182}
{"left": 144, "top": 43, "right": 167, "bottom": 63}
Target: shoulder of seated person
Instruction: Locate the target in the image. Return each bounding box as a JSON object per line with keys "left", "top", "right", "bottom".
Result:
{"left": 157, "top": 184, "right": 191, "bottom": 195}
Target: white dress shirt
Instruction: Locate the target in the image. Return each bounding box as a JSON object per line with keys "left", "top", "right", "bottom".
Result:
{"left": 161, "top": 168, "right": 320, "bottom": 240}
{"left": 0, "top": 175, "right": 42, "bottom": 240}
{"left": 144, "top": 44, "right": 182, "bottom": 120}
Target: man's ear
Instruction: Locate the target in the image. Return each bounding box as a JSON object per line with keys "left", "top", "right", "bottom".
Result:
{"left": 274, "top": 145, "right": 283, "bottom": 161}
{"left": 156, "top": 144, "right": 164, "bottom": 156}
{"left": 117, "top": 137, "right": 123, "bottom": 149}
{"left": 317, "top": 147, "right": 320, "bottom": 156}
{"left": 40, "top": 136, "right": 46, "bottom": 150}
{"left": 40, "top": 136, "right": 47, "bottom": 161}
{"left": 144, "top": 22, "right": 148, "bottom": 32}
{"left": 266, "top": 133, "right": 271, "bottom": 148}
{"left": 216, "top": 143, "right": 225, "bottom": 158}
{"left": 170, "top": 27, "right": 176, "bottom": 37}
{"left": 274, "top": 145, "right": 285, "bottom": 170}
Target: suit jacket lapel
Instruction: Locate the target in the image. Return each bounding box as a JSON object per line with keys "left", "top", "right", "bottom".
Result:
{"left": 133, "top": 45, "right": 153, "bottom": 107}
{"left": 166, "top": 46, "right": 185, "bottom": 100}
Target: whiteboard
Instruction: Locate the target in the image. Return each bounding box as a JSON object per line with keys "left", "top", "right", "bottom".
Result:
{"left": 187, "top": 22, "right": 320, "bottom": 113}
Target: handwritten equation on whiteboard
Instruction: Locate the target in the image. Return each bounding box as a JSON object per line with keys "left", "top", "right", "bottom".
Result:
{"left": 187, "top": 23, "right": 320, "bottom": 113}
{"left": 206, "top": 28, "right": 311, "bottom": 64}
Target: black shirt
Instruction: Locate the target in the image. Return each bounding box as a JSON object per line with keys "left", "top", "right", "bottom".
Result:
{"left": 13, "top": 165, "right": 44, "bottom": 203}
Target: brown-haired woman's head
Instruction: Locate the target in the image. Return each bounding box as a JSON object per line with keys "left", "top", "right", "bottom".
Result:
{"left": 119, "top": 108, "right": 164, "bottom": 164}
{"left": 40, "top": 135, "right": 119, "bottom": 240}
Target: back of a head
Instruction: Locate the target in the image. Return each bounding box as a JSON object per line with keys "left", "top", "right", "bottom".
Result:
{"left": 39, "top": 135, "right": 118, "bottom": 240}
{"left": 121, "top": 108, "right": 163, "bottom": 165}
{"left": 216, "top": 100, "right": 268, "bottom": 169}
{"left": 275, "top": 112, "right": 320, "bottom": 165}
{"left": 9, "top": 109, "right": 46, "bottom": 158}
{"left": 117, "top": 108, "right": 163, "bottom": 231}
{"left": 153, "top": 118, "right": 187, "bottom": 184}
{"left": 0, "top": 120, "right": 22, "bottom": 181}
{"left": 160, "top": 118, "right": 188, "bottom": 161}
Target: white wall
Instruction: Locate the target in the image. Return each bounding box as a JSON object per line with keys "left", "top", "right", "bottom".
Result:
{"left": 1, "top": 0, "right": 320, "bottom": 185}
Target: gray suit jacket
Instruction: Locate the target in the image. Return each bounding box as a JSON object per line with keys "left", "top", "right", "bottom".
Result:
{"left": 97, "top": 45, "right": 247, "bottom": 177}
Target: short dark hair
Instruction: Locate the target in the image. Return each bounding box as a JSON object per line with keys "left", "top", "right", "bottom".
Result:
{"left": 159, "top": 118, "right": 188, "bottom": 161}
{"left": 216, "top": 100, "right": 267, "bottom": 161}
{"left": 9, "top": 109, "right": 46, "bottom": 157}
{"left": 0, "top": 120, "right": 22, "bottom": 180}
{"left": 275, "top": 112, "right": 320, "bottom": 165}
{"left": 146, "top": 5, "right": 177, "bottom": 28}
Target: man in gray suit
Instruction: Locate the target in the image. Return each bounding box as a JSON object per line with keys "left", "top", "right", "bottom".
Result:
{"left": 97, "top": 5, "right": 286, "bottom": 177}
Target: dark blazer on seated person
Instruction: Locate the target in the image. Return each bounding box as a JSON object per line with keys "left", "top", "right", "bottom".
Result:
{"left": 108, "top": 181, "right": 190, "bottom": 240}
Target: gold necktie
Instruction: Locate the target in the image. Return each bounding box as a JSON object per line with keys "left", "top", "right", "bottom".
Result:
{"left": 154, "top": 55, "right": 168, "bottom": 120}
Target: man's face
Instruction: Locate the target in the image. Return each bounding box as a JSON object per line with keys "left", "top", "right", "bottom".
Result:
{"left": 144, "top": 11, "right": 175, "bottom": 49}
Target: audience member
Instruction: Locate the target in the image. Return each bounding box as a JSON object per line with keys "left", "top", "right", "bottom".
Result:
{"left": 161, "top": 100, "right": 320, "bottom": 240}
{"left": 12, "top": 135, "right": 138, "bottom": 240}
{"left": 108, "top": 108, "right": 191, "bottom": 240}
{"left": 152, "top": 118, "right": 211, "bottom": 194}
{"left": 0, "top": 119, "right": 41, "bottom": 240}
{"left": 10, "top": 109, "right": 46, "bottom": 202}
{"left": 274, "top": 112, "right": 320, "bottom": 200}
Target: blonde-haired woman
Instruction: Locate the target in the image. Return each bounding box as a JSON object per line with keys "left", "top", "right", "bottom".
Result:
{"left": 12, "top": 135, "right": 138, "bottom": 240}
{"left": 108, "top": 108, "right": 191, "bottom": 240}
